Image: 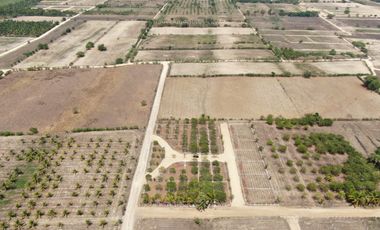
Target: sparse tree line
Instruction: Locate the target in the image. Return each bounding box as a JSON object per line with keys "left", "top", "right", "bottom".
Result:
{"left": 0, "top": 0, "right": 75, "bottom": 17}
{"left": 0, "top": 20, "right": 57, "bottom": 37}
{"left": 363, "top": 75, "right": 380, "bottom": 92}
{"left": 265, "top": 113, "right": 333, "bottom": 129}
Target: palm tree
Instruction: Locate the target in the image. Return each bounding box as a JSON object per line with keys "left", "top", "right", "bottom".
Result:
{"left": 62, "top": 209, "right": 70, "bottom": 217}
{"left": 99, "top": 220, "right": 107, "bottom": 228}
{"left": 85, "top": 220, "right": 92, "bottom": 227}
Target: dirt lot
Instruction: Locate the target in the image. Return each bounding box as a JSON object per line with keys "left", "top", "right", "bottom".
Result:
{"left": 0, "top": 37, "right": 31, "bottom": 55}
{"left": 16, "top": 20, "right": 143, "bottom": 68}
{"left": 135, "top": 49, "right": 274, "bottom": 61}
{"left": 0, "top": 64, "right": 161, "bottom": 133}
{"left": 136, "top": 217, "right": 291, "bottom": 230}
{"left": 13, "top": 16, "right": 64, "bottom": 22}
{"left": 75, "top": 21, "right": 144, "bottom": 66}
{"left": 159, "top": 77, "right": 380, "bottom": 119}
{"left": 15, "top": 20, "right": 115, "bottom": 68}
{"left": 302, "top": 2, "right": 380, "bottom": 18}
{"left": 169, "top": 61, "right": 370, "bottom": 76}
{"left": 140, "top": 34, "right": 266, "bottom": 50}
{"left": 299, "top": 217, "right": 380, "bottom": 230}
{"left": 0, "top": 130, "right": 141, "bottom": 229}
{"left": 149, "top": 27, "right": 254, "bottom": 35}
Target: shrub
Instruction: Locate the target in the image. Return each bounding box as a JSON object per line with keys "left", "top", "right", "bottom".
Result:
{"left": 98, "top": 44, "right": 107, "bottom": 51}
{"left": 307, "top": 182, "right": 317, "bottom": 192}
{"left": 86, "top": 42, "right": 94, "bottom": 50}
{"left": 296, "top": 184, "right": 305, "bottom": 192}
{"left": 76, "top": 51, "right": 85, "bottom": 58}
{"left": 286, "top": 160, "right": 293, "bottom": 167}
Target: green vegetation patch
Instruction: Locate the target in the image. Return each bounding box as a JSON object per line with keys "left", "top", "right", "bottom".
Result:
{"left": 0, "top": 20, "right": 57, "bottom": 37}
{"left": 292, "top": 132, "right": 380, "bottom": 207}
{"left": 0, "top": 0, "right": 75, "bottom": 17}
{"left": 266, "top": 113, "right": 333, "bottom": 129}
{"left": 364, "top": 76, "right": 380, "bottom": 92}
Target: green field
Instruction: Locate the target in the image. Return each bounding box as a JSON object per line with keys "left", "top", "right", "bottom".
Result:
{"left": 0, "top": 0, "right": 26, "bottom": 7}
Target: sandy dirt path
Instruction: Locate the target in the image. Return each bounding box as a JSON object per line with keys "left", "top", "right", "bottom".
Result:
{"left": 121, "top": 62, "right": 169, "bottom": 230}
{"left": 220, "top": 123, "right": 245, "bottom": 207}
{"left": 136, "top": 206, "right": 380, "bottom": 219}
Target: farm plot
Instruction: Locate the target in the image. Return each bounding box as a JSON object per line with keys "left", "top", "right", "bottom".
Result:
{"left": 299, "top": 217, "right": 380, "bottom": 230}
{"left": 159, "top": 77, "right": 380, "bottom": 119}
{"left": 301, "top": 2, "right": 380, "bottom": 18}
{"left": 75, "top": 20, "right": 145, "bottom": 66}
{"left": 15, "top": 20, "right": 115, "bottom": 68}
{"left": 13, "top": 16, "right": 64, "bottom": 22}
{"left": 252, "top": 120, "right": 380, "bottom": 207}
{"left": 229, "top": 123, "right": 278, "bottom": 205}
{"left": 0, "top": 37, "right": 31, "bottom": 55}
{"left": 38, "top": 0, "right": 106, "bottom": 11}
{"left": 136, "top": 217, "right": 291, "bottom": 230}
{"left": 139, "top": 34, "right": 266, "bottom": 50}
{"left": 149, "top": 27, "right": 253, "bottom": 35}
{"left": 169, "top": 60, "right": 370, "bottom": 76}
{"left": 0, "top": 130, "right": 141, "bottom": 229}
{"left": 135, "top": 49, "right": 275, "bottom": 61}
{"left": 86, "top": 0, "right": 165, "bottom": 19}
{"left": 155, "top": 118, "right": 223, "bottom": 154}
{"left": 158, "top": 0, "right": 244, "bottom": 27}
{"left": 260, "top": 30, "right": 358, "bottom": 53}
{"left": 16, "top": 20, "right": 144, "bottom": 68}
{"left": 142, "top": 160, "right": 231, "bottom": 206}
{"left": 0, "top": 64, "right": 161, "bottom": 133}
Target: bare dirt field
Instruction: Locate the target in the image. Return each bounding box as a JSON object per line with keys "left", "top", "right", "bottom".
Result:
{"left": 75, "top": 20, "right": 145, "bottom": 66}
{"left": 299, "top": 217, "right": 380, "bottom": 230}
{"left": 169, "top": 61, "right": 370, "bottom": 76}
{"left": 16, "top": 20, "right": 144, "bottom": 68}
{"left": 149, "top": 27, "right": 254, "bottom": 35}
{"left": 15, "top": 20, "right": 115, "bottom": 68}
{"left": 0, "top": 64, "right": 161, "bottom": 133}
{"left": 159, "top": 77, "right": 380, "bottom": 119}
{"left": 136, "top": 217, "right": 291, "bottom": 230}
{"left": 0, "top": 37, "right": 32, "bottom": 55}
{"left": 139, "top": 34, "right": 266, "bottom": 50}
{"left": 301, "top": 2, "right": 380, "bottom": 18}
{"left": 0, "top": 130, "right": 142, "bottom": 229}
{"left": 135, "top": 49, "right": 274, "bottom": 61}
{"left": 13, "top": 16, "right": 64, "bottom": 22}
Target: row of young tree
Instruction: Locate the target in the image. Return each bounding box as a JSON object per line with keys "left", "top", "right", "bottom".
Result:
{"left": 293, "top": 132, "right": 380, "bottom": 206}
{"left": 266, "top": 113, "right": 333, "bottom": 129}
{"left": 0, "top": 20, "right": 57, "bottom": 37}
{"left": 279, "top": 10, "right": 319, "bottom": 17}
{"left": 0, "top": 0, "right": 74, "bottom": 17}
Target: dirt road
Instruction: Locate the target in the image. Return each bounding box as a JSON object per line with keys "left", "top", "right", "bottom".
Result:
{"left": 136, "top": 206, "right": 380, "bottom": 219}
{"left": 121, "top": 62, "right": 169, "bottom": 230}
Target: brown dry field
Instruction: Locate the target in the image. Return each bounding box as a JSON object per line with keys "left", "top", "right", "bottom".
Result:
{"left": 13, "top": 16, "right": 64, "bottom": 22}
{"left": 0, "top": 37, "right": 31, "bottom": 54}
{"left": 302, "top": 2, "right": 380, "bottom": 18}
{"left": 159, "top": 77, "right": 380, "bottom": 119}
{"left": 0, "top": 64, "right": 161, "bottom": 133}
{"left": 299, "top": 217, "right": 380, "bottom": 230}
{"left": 135, "top": 49, "right": 274, "bottom": 61}
{"left": 0, "top": 130, "right": 141, "bottom": 230}
{"left": 136, "top": 217, "right": 291, "bottom": 230}
{"left": 149, "top": 27, "right": 254, "bottom": 35}
{"left": 15, "top": 20, "right": 116, "bottom": 68}
{"left": 249, "top": 16, "right": 336, "bottom": 31}
{"left": 169, "top": 61, "right": 370, "bottom": 76}
{"left": 139, "top": 34, "right": 266, "bottom": 50}
{"left": 15, "top": 20, "right": 144, "bottom": 68}
{"left": 75, "top": 21, "right": 145, "bottom": 66}
{"left": 246, "top": 120, "right": 380, "bottom": 206}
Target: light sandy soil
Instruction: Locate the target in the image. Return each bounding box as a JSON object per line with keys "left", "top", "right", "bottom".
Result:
{"left": 135, "top": 49, "right": 274, "bottom": 61}
{"left": 15, "top": 20, "right": 116, "bottom": 68}
{"left": 0, "top": 64, "right": 161, "bottom": 132}
{"left": 159, "top": 77, "right": 380, "bottom": 119}
{"left": 136, "top": 217, "right": 291, "bottom": 230}
{"left": 301, "top": 2, "right": 380, "bottom": 18}
{"left": 0, "top": 36, "right": 32, "bottom": 54}
{"left": 75, "top": 21, "right": 145, "bottom": 66}
{"left": 169, "top": 61, "right": 370, "bottom": 76}
{"left": 13, "top": 16, "right": 64, "bottom": 22}
{"left": 150, "top": 27, "right": 254, "bottom": 35}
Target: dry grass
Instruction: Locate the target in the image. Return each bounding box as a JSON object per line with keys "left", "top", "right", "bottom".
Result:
{"left": 159, "top": 77, "right": 380, "bottom": 119}
{"left": 0, "top": 65, "right": 161, "bottom": 133}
